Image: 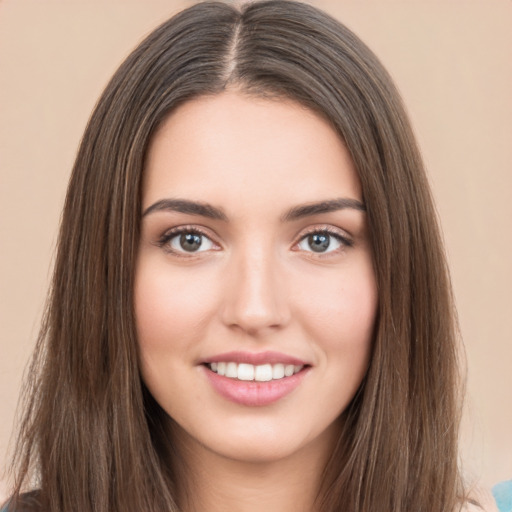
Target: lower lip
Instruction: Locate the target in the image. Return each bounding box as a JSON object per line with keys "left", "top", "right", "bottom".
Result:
{"left": 203, "top": 366, "right": 310, "bottom": 407}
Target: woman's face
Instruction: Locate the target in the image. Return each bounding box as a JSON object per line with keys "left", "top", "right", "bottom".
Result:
{"left": 135, "top": 91, "right": 377, "bottom": 463}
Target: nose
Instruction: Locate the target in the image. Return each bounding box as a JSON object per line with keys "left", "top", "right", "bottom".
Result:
{"left": 220, "top": 246, "right": 290, "bottom": 336}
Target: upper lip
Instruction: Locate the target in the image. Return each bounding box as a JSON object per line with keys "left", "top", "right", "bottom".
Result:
{"left": 203, "top": 351, "right": 309, "bottom": 366}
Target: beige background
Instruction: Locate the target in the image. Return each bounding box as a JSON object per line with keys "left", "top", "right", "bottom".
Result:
{"left": 0, "top": 0, "right": 510, "bottom": 501}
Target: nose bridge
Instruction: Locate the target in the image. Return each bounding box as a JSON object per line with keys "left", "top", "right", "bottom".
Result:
{"left": 221, "top": 239, "right": 289, "bottom": 334}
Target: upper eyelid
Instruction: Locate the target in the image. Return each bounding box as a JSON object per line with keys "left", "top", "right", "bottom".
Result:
{"left": 160, "top": 224, "right": 216, "bottom": 239}
{"left": 296, "top": 224, "right": 352, "bottom": 241}
{"left": 159, "top": 223, "right": 350, "bottom": 235}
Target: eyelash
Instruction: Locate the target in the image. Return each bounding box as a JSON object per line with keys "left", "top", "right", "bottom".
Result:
{"left": 156, "top": 225, "right": 353, "bottom": 258}
{"left": 297, "top": 226, "right": 353, "bottom": 256}
{"left": 156, "top": 226, "right": 215, "bottom": 258}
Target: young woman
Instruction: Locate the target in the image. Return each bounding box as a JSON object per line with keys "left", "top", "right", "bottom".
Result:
{"left": 4, "top": 1, "right": 504, "bottom": 511}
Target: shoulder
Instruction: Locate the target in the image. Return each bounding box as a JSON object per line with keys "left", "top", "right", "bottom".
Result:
{"left": 493, "top": 480, "right": 512, "bottom": 512}
{"left": 1, "top": 491, "right": 42, "bottom": 512}
{"left": 458, "top": 485, "right": 499, "bottom": 512}
{"left": 460, "top": 481, "right": 512, "bottom": 512}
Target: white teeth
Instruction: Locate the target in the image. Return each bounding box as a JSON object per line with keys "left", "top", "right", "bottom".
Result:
{"left": 208, "top": 362, "right": 304, "bottom": 381}
{"left": 237, "top": 363, "right": 255, "bottom": 381}
{"left": 254, "top": 364, "right": 272, "bottom": 382}
{"left": 226, "top": 362, "right": 238, "bottom": 378}
{"left": 284, "top": 364, "right": 295, "bottom": 377}
{"left": 272, "top": 363, "right": 285, "bottom": 379}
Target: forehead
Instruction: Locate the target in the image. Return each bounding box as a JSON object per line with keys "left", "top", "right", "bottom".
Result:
{"left": 143, "top": 91, "right": 361, "bottom": 213}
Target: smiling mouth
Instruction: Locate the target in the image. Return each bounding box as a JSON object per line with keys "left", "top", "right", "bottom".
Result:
{"left": 205, "top": 362, "right": 306, "bottom": 382}
{"left": 203, "top": 358, "right": 311, "bottom": 406}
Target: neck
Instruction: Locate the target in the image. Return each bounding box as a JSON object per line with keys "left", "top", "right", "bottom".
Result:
{"left": 171, "top": 421, "right": 340, "bottom": 512}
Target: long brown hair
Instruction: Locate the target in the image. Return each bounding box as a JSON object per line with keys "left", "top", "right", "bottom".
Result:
{"left": 7, "top": 1, "right": 465, "bottom": 511}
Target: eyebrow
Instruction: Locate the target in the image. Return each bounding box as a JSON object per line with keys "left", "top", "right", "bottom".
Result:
{"left": 142, "top": 197, "right": 366, "bottom": 221}
{"left": 281, "top": 198, "right": 366, "bottom": 221}
{"left": 142, "top": 199, "right": 228, "bottom": 220}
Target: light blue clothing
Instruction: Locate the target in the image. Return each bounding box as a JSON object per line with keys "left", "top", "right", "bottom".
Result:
{"left": 493, "top": 480, "right": 512, "bottom": 512}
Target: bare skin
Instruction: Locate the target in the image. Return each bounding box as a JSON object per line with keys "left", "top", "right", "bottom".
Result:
{"left": 175, "top": 417, "right": 341, "bottom": 512}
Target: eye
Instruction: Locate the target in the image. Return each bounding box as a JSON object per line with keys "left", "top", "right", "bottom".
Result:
{"left": 296, "top": 229, "right": 351, "bottom": 254}
{"left": 159, "top": 228, "right": 216, "bottom": 254}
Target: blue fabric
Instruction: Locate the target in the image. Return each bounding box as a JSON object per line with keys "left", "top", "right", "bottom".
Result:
{"left": 494, "top": 480, "right": 512, "bottom": 512}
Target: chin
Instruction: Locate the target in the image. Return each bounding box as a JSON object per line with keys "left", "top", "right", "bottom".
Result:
{"left": 178, "top": 414, "right": 343, "bottom": 467}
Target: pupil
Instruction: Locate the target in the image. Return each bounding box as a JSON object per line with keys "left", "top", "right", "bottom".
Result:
{"left": 180, "top": 233, "right": 202, "bottom": 251}
{"left": 308, "top": 233, "right": 330, "bottom": 252}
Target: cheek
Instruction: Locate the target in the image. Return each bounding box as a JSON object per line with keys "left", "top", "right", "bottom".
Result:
{"left": 134, "top": 260, "right": 218, "bottom": 359}
{"left": 302, "top": 262, "right": 377, "bottom": 413}
{"left": 294, "top": 260, "right": 377, "bottom": 352}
